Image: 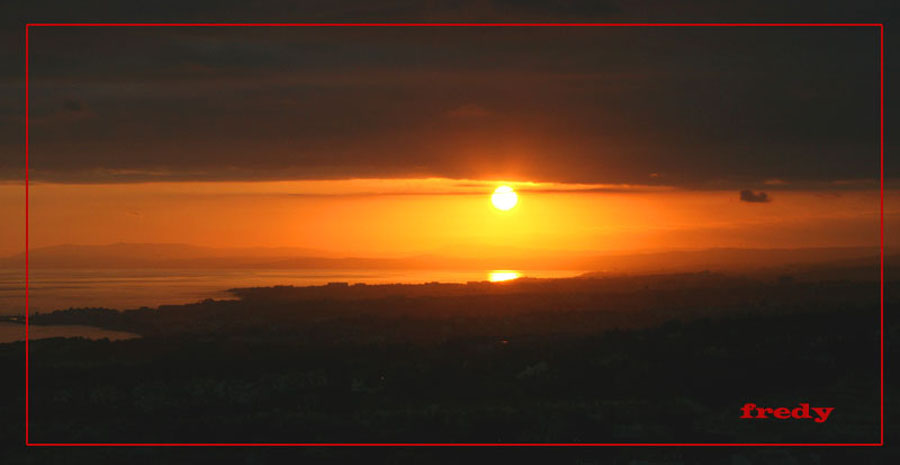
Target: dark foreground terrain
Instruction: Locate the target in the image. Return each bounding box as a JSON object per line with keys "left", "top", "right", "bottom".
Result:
{"left": 1, "top": 264, "right": 897, "bottom": 463}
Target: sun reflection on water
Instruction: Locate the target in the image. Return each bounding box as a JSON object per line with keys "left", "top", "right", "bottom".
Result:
{"left": 488, "top": 270, "right": 521, "bottom": 282}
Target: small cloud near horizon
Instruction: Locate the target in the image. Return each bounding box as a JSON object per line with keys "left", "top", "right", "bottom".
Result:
{"left": 740, "top": 190, "right": 771, "bottom": 203}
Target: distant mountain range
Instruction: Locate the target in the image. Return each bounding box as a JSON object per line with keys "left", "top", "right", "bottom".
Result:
{"left": 0, "top": 243, "right": 883, "bottom": 274}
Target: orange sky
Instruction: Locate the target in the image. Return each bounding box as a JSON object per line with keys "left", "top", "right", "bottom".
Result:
{"left": 0, "top": 179, "right": 892, "bottom": 259}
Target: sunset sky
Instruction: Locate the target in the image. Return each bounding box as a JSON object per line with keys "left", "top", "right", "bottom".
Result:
{"left": 0, "top": 21, "right": 893, "bottom": 259}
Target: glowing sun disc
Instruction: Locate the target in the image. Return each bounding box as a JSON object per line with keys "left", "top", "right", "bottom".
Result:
{"left": 489, "top": 270, "right": 521, "bottom": 282}
{"left": 491, "top": 185, "right": 518, "bottom": 211}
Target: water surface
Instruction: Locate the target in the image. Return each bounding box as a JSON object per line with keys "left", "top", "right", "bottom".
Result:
{"left": 0, "top": 321, "right": 139, "bottom": 343}
{"left": 0, "top": 268, "right": 584, "bottom": 315}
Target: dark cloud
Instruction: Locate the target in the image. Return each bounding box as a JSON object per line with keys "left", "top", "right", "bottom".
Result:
{"left": 446, "top": 104, "right": 491, "bottom": 119}
{"left": 0, "top": 1, "right": 896, "bottom": 186}
{"left": 62, "top": 98, "right": 85, "bottom": 113}
{"left": 740, "top": 190, "right": 770, "bottom": 203}
{"left": 27, "top": 97, "right": 94, "bottom": 126}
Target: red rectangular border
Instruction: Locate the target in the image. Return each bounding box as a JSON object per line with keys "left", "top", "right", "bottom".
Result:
{"left": 23, "top": 22, "right": 885, "bottom": 447}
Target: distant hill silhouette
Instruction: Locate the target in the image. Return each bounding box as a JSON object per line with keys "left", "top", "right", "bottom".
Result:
{"left": 0, "top": 243, "right": 882, "bottom": 273}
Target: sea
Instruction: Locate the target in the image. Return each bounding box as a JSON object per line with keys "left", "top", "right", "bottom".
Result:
{"left": 0, "top": 267, "right": 584, "bottom": 316}
{"left": 0, "top": 267, "right": 584, "bottom": 342}
{"left": 0, "top": 322, "right": 139, "bottom": 343}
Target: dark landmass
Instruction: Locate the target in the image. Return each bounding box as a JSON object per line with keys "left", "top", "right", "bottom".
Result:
{"left": 0, "top": 260, "right": 889, "bottom": 452}
{"left": 24, "top": 269, "right": 882, "bottom": 342}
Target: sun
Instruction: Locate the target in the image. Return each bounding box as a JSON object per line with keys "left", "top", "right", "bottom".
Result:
{"left": 489, "top": 270, "right": 521, "bottom": 282}
{"left": 491, "top": 185, "right": 518, "bottom": 211}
